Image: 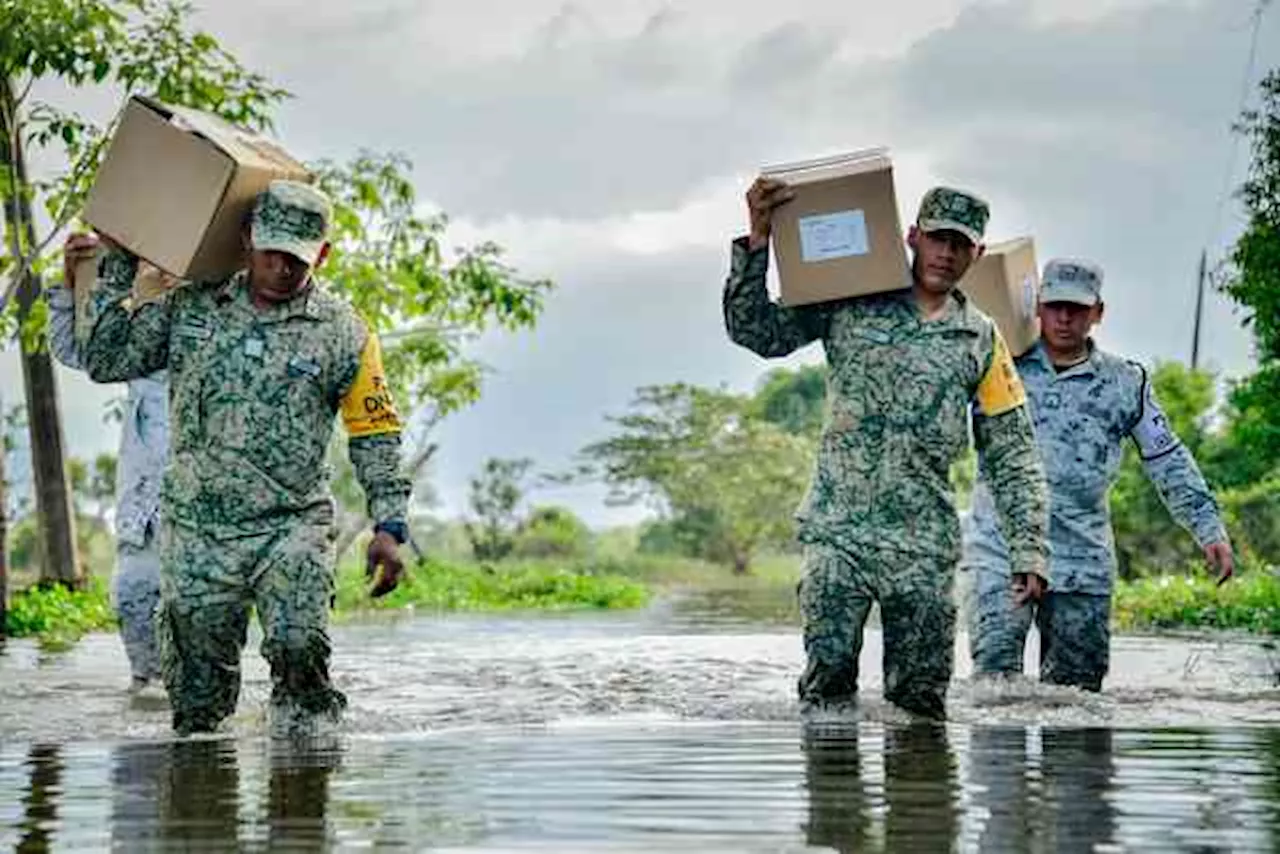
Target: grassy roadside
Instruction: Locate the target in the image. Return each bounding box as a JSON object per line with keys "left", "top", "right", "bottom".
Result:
{"left": 332, "top": 556, "right": 651, "bottom": 616}
{"left": 1114, "top": 568, "right": 1280, "bottom": 634}
{"left": 3, "top": 575, "right": 118, "bottom": 650}
{"left": 6, "top": 550, "right": 1277, "bottom": 646}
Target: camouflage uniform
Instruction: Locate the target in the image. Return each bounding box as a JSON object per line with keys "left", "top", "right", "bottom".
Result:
{"left": 47, "top": 281, "right": 167, "bottom": 688}
{"left": 81, "top": 180, "right": 411, "bottom": 736}
{"left": 724, "top": 187, "right": 1048, "bottom": 718}
{"left": 963, "top": 259, "right": 1227, "bottom": 691}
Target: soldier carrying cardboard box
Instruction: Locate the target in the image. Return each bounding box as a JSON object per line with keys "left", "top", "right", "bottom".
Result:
{"left": 962, "top": 258, "right": 1234, "bottom": 692}
{"left": 722, "top": 176, "right": 1050, "bottom": 720}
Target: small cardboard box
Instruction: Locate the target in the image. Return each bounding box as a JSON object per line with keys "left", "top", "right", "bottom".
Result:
{"left": 957, "top": 236, "right": 1041, "bottom": 356}
{"left": 760, "top": 147, "right": 911, "bottom": 307}
{"left": 82, "top": 95, "right": 312, "bottom": 282}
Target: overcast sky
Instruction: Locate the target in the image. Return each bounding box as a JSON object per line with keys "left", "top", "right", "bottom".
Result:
{"left": 2, "top": 0, "right": 1276, "bottom": 527}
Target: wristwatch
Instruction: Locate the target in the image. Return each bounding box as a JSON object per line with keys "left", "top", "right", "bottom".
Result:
{"left": 373, "top": 520, "right": 409, "bottom": 545}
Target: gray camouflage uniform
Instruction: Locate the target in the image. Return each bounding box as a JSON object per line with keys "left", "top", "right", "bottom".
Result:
{"left": 47, "top": 281, "right": 167, "bottom": 688}
{"left": 724, "top": 186, "right": 1049, "bottom": 719}
{"left": 81, "top": 180, "right": 412, "bottom": 736}
{"left": 963, "top": 258, "right": 1227, "bottom": 690}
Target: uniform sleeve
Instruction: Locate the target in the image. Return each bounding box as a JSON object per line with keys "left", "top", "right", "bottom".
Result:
{"left": 44, "top": 282, "right": 83, "bottom": 370}
{"left": 971, "top": 330, "right": 1049, "bottom": 580}
{"left": 338, "top": 325, "right": 412, "bottom": 528}
{"left": 81, "top": 248, "right": 173, "bottom": 383}
{"left": 1128, "top": 364, "right": 1228, "bottom": 547}
{"left": 722, "top": 236, "right": 830, "bottom": 357}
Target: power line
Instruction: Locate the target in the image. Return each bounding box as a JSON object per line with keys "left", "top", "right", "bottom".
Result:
{"left": 1207, "top": 0, "right": 1270, "bottom": 256}
{"left": 1192, "top": 0, "right": 1270, "bottom": 369}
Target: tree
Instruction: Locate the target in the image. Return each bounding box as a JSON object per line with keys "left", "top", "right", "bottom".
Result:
{"left": 0, "top": 395, "right": 8, "bottom": 633}
{"left": 749, "top": 363, "right": 828, "bottom": 438}
{"left": 512, "top": 506, "right": 592, "bottom": 560}
{"left": 1, "top": 0, "right": 289, "bottom": 587}
{"left": 577, "top": 383, "right": 812, "bottom": 574}
{"left": 313, "top": 151, "right": 552, "bottom": 415}
{"left": 464, "top": 457, "right": 534, "bottom": 562}
{"left": 311, "top": 151, "right": 553, "bottom": 558}
{"left": 66, "top": 451, "right": 115, "bottom": 534}
{"left": 1221, "top": 68, "right": 1280, "bottom": 474}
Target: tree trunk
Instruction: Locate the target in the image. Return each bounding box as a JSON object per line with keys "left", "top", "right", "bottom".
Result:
{"left": 0, "top": 404, "right": 7, "bottom": 638}
{"left": 0, "top": 77, "right": 80, "bottom": 588}
{"left": 18, "top": 744, "right": 62, "bottom": 852}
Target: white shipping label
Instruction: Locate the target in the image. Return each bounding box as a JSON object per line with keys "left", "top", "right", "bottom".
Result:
{"left": 797, "top": 210, "right": 869, "bottom": 263}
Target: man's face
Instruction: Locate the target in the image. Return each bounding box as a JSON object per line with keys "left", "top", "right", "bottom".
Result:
{"left": 908, "top": 226, "right": 982, "bottom": 294}
{"left": 247, "top": 248, "right": 312, "bottom": 304}
{"left": 1039, "top": 300, "right": 1102, "bottom": 352}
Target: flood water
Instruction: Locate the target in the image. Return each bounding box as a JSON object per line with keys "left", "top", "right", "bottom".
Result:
{"left": 3, "top": 587, "right": 1280, "bottom": 851}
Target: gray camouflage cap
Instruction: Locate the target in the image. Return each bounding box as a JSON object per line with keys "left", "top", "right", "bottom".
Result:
{"left": 916, "top": 186, "right": 990, "bottom": 246}
{"left": 1040, "top": 257, "right": 1103, "bottom": 306}
{"left": 250, "top": 179, "right": 332, "bottom": 265}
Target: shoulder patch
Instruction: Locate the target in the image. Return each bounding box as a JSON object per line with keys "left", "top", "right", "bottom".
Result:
{"left": 339, "top": 333, "right": 402, "bottom": 437}
{"left": 1130, "top": 365, "right": 1180, "bottom": 459}
{"left": 975, "top": 331, "right": 1027, "bottom": 417}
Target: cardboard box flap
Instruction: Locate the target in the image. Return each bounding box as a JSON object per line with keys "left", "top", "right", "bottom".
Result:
{"left": 134, "top": 96, "right": 310, "bottom": 177}
{"left": 85, "top": 98, "right": 236, "bottom": 273}
{"left": 986, "top": 236, "right": 1034, "bottom": 256}
{"left": 761, "top": 147, "right": 892, "bottom": 185}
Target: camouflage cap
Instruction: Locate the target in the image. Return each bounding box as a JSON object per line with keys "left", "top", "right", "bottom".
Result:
{"left": 250, "top": 179, "right": 332, "bottom": 266}
{"left": 916, "top": 186, "right": 990, "bottom": 246}
{"left": 1040, "top": 257, "right": 1103, "bottom": 306}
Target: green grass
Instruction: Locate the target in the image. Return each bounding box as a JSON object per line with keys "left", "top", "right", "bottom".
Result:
{"left": 586, "top": 552, "right": 802, "bottom": 590}
{"left": 3, "top": 575, "right": 117, "bottom": 650}
{"left": 333, "top": 556, "right": 651, "bottom": 616}
{"left": 1114, "top": 568, "right": 1280, "bottom": 634}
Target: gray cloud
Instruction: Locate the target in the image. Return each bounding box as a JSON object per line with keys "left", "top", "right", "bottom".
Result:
{"left": 5, "top": 0, "right": 1272, "bottom": 526}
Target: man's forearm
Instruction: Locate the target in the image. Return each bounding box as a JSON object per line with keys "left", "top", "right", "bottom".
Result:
{"left": 975, "top": 407, "right": 1049, "bottom": 579}
{"left": 45, "top": 284, "right": 84, "bottom": 370}
{"left": 81, "top": 248, "right": 171, "bottom": 382}
{"left": 350, "top": 433, "right": 412, "bottom": 535}
{"left": 1144, "top": 445, "right": 1228, "bottom": 547}
{"left": 722, "top": 237, "right": 825, "bottom": 358}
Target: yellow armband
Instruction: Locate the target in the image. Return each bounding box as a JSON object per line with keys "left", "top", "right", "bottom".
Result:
{"left": 975, "top": 331, "right": 1026, "bottom": 417}
{"left": 339, "top": 333, "right": 402, "bottom": 437}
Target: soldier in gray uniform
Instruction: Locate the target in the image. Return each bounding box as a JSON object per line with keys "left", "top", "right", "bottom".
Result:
{"left": 963, "top": 258, "right": 1234, "bottom": 691}
{"left": 48, "top": 242, "right": 175, "bottom": 698}
{"left": 725, "top": 178, "right": 1049, "bottom": 719}
{"left": 79, "top": 179, "right": 412, "bottom": 736}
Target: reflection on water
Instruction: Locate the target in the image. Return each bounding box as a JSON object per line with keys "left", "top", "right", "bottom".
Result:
{"left": 6, "top": 723, "right": 1280, "bottom": 851}
{"left": 4, "top": 586, "right": 1280, "bottom": 850}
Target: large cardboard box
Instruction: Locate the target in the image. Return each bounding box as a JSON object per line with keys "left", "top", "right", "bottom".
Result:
{"left": 82, "top": 95, "right": 312, "bottom": 282}
{"left": 759, "top": 147, "right": 910, "bottom": 306}
{"left": 958, "top": 236, "right": 1041, "bottom": 356}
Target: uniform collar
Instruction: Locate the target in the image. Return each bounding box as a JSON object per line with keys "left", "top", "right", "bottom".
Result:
{"left": 894, "top": 285, "right": 971, "bottom": 328}
{"left": 1027, "top": 337, "right": 1099, "bottom": 378}
{"left": 215, "top": 270, "right": 324, "bottom": 322}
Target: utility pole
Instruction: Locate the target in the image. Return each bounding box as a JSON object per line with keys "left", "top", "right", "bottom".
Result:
{"left": 1191, "top": 249, "right": 1207, "bottom": 371}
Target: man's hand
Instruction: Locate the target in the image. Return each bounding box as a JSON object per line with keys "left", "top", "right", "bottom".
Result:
{"left": 62, "top": 232, "right": 101, "bottom": 291}
{"left": 745, "top": 176, "right": 795, "bottom": 251}
{"left": 1204, "top": 541, "right": 1234, "bottom": 586}
{"left": 366, "top": 531, "right": 404, "bottom": 598}
{"left": 1011, "top": 572, "right": 1046, "bottom": 606}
